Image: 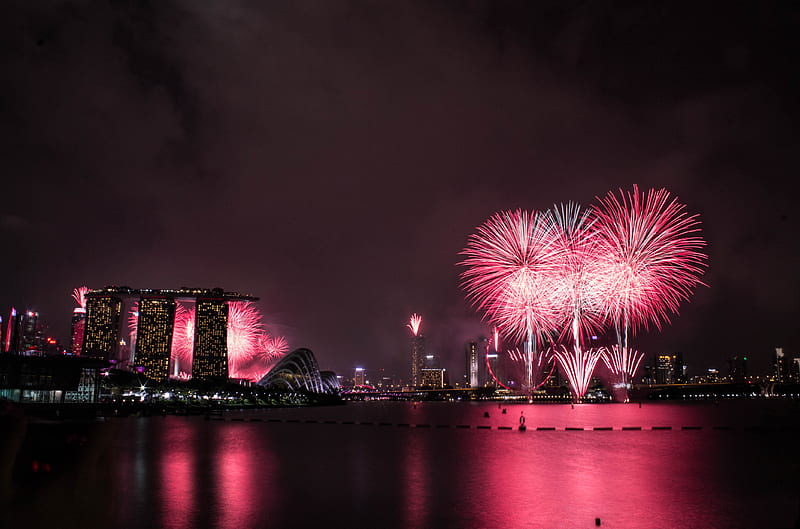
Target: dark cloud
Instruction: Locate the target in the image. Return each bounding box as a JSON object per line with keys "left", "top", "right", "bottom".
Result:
{"left": 1, "top": 1, "right": 798, "bottom": 378}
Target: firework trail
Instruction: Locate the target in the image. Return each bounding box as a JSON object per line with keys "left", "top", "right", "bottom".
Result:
{"left": 592, "top": 185, "right": 707, "bottom": 387}
{"left": 552, "top": 344, "right": 603, "bottom": 399}
{"left": 407, "top": 314, "right": 422, "bottom": 336}
{"left": 72, "top": 286, "right": 90, "bottom": 308}
{"left": 460, "top": 209, "right": 563, "bottom": 392}
{"left": 601, "top": 345, "right": 645, "bottom": 387}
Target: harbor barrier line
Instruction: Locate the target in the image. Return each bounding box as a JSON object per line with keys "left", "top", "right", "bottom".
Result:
{"left": 207, "top": 419, "right": 793, "bottom": 432}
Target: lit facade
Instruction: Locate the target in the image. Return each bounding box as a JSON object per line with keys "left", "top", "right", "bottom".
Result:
{"left": 4, "top": 308, "right": 19, "bottom": 353}
{"left": 133, "top": 296, "right": 176, "bottom": 382}
{"left": 410, "top": 334, "right": 425, "bottom": 387}
{"left": 82, "top": 296, "right": 123, "bottom": 360}
{"left": 70, "top": 308, "right": 87, "bottom": 355}
{"left": 192, "top": 297, "right": 229, "bottom": 379}
{"left": 420, "top": 367, "right": 446, "bottom": 389}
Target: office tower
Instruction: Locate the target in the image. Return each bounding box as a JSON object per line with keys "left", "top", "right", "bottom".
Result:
{"left": 671, "top": 352, "right": 686, "bottom": 384}
{"left": 420, "top": 367, "right": 446, "bottom": 389}
{"left": 354, "top": 367, "right": 366, "bottom": 386}
{"left": 465, "top": 340, "right": 479, "bottom": 387}
{"left": 4, "top": 308, "right": 19, "bottom": 353}
{"left": 774, "top": 347, "right": 788, "bottom": 383}
{"left": 70, "top": 307, "right": 87, "bottom": 355}
{"left": 19, "top": 311, "right": 40, "bottom": 354}
{"left": 192, "top": 296, "right": 229, "bottom": 379}
{"left": 655, "top": 355, "right": 673, "bottom": 384}
{"left": 410, "top": 333, "right": 425, "bottom": 388}
{"left": 133, "top": 296, "right": 176, "bottom": 382}
{"left": 82, "top": 295, "right": 123, "bottom": 359}
{"left": 728, "top": 355, "right": 748, "bottom": 382}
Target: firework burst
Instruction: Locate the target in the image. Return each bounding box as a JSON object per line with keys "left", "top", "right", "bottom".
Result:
{"left": 592, "top": 185, "right": 707, "bottom": 388}
{"left": 407, "top": 314, "right": 422, "bottom": 336}
{"left": 72, "top": 286, "right": 90, "bottom": 308}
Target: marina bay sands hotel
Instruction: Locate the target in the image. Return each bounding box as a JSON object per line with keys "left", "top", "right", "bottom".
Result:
{"left": 81, "top": 286, "right": 257, "bottom": 381}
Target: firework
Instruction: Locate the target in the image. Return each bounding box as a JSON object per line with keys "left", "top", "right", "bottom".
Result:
{"left": 72, "top": 286, "right": 90, "bottom": 308}
{"left": 552, "top": 345, "right": 603, "bottom": 399}
{"left": 227, "top": 301, "right": 266, "bottom": 377}
{"left": 592, "top": 185, "right": 707, "bottom": 386}
{"left": 459, "top": 209, "right": 564, "bottom": 392}
{"left": 407, "top": 314, "right": 422, "bottom": 336}
{"left": 601, "top": 345, "right": 644, "bottom": 387}
{"left": 170, "top": 303, "right": 195, "bottom": 371}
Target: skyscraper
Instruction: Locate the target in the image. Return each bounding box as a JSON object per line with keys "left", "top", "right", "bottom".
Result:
{"left": 82, "top": 295, "right": 123, "bottom": 360}
{"left": 410, "top": 333, "right": 425, "bottom": 388}
{"left": 133, "top": 296, "right": 176, "bottom": 382}
{"left": 192, "top": 295, "right": 229, "bottom": 379}
{"left": 4, "top": 308, "right": 19, "bottom": 354}
{"left": 19, "top": 311, "right": 40, "bottom": 354}
{"left": 70, "top": 307, "right": 87, "bottom": 355}
{"left": 465, "top": 340, "right": 479, "bottom": 387}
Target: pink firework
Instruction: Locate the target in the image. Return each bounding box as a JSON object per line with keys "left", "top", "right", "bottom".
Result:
{"left": 592, "top": 185, "right": 707, "bottom": 386}
{"left": 72, "top": 286, "right": 90, "bottom": 308}
{"left": 407, "top": 314, "right": 422, "bottom": 336}
{"left": 601, "top": 345, "right": 644, "bottom": 387}
{"left": 592, "top": 185, "right": 707, "bottom": 338}
{"left": 170, "top": 303, "right": 195, "bottom": 369}
{"left": 547, "top": 203, "right": 608, "bottom": 399}
{"left": 552, "top": 344, "right": 603, "bottom": 399}
{"left": 460, "top": 209, "right": 563, "bottom": 346}
{"left": 227, "top": 301, "right": 265, "bottom": 377}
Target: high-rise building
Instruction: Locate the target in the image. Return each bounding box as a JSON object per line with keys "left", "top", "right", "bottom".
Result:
{"left": 192, "top": 296, "right": 229, "bottom": 380}
{"left": 4, "top": 308, "right": 19, "bottom": 354}
{"left": 19, "top": 311, "right": 40, "bottom": 354}
{"left": 773, "top": 347, "right": 789, "bottom": 383}
{"left": 655, "top": 353, "right": 685, "bottom": 384}
{"left": 353, "top": 367, "right": 366, "bottom": 386}
{"left": 410, "top": 334, "right": 425, "bottom": 388}
{"left": 728, "top": 355, "right": 748, "bottom": 382}
{"left": 82, "top": 296, "right": 123, "bottom": 360}
{"left": 133, "top": 296, "right": 176, "bottom": 382}
{"left": 420, "top": 367, "right": 447, "bottom": 389}
{"left": 465, "top": 340, "right": 479, "bottom": 387}
{"left": 70, "top": 307, "right": 87, "bottom": 356}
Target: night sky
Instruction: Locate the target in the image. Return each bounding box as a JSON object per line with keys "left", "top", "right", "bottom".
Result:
{"left": 1, "top": 2, "right": 798, "bottom": 378}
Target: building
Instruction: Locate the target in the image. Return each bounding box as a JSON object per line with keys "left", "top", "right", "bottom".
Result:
{"left": 4, "top": 308, "right": 19, "bottom": 353}
{"left": 654, "top": 353, "right": 685, "bottom": 384}
{"left": 420, "top": 367, "right": 447, "bottom": 389}
{"left": 0, "top": 355, "right": 106, "bottom": 403}
{"left": 70, "top": 307, "right": 87, "bottom": 355}
{"left": 773, "top": 347, "right": 789, "bottom": 383}
{"left": 728, "top": 355, "right": 748, "bottom": 382}
{"left": 132, "top": 296, "right": 176, "bottom": 382}
{"left": 19, "top": 310, "right": 40, "bottom": 354}
{"left": 82, "top": 295, "right": 123, "bottom": 360}
{"left": 192, "top": 295, "right": 229, "bottom": 379}
{"left": 465, "top": 340, "right": 480, "bottom": 387}
{"left": 410, "top": 333, "right": 425, "bottom": 388}
{"left": 353, "top": 367, "right": 366, "bottom": 386}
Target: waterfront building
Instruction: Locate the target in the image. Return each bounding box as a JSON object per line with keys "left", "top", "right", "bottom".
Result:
{"left": 70, "top": 307, "right": 87, "bottom": 355}
{"left": 133, "top": 295, "right": 176, "bottom": 382}
{"left": 410, "top": 333, "right": 425, "bottom": 388}
{"left": 4, "top": 308, "right": 19, "bottom": 353}
{"left": 354, "top": 367, "right": 366, "bottom": 386}
{"left": 420, "top": 367, "right": 447, "bottom": 389}
{"left": 19, "top": 310, "right": 40, "bottom": 354}
{"left": 192, "top": 295, "right": 229, "bottom": 380}
{"left": 728, "top": 355, "right": 748, "bottom": 382}
{"left": 82, "top": 295, "right": 123, "bottom": 360}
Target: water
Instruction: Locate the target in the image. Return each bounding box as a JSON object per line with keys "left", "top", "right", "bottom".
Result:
{"left": 7, "top": 401, "right": 800, "bottom": 528}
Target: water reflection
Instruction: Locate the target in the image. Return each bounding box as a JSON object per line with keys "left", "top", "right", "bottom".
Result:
{"left": 106, "top": 402, "right": 799, "bottom": 529}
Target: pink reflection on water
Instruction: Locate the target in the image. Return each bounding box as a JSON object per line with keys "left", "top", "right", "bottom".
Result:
{"left": 216, "top": 424, "right": 272, "bottom": 529}
{"left": 159, "top": 420, "right": 196, "bottom": 529}
{"left": 403, "top": 429, "right": 429, "bottom": 529}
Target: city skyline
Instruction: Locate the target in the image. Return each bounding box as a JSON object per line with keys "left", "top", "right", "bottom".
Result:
{"left": 1, "top": 3, "right": 798, "bottom": 378}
